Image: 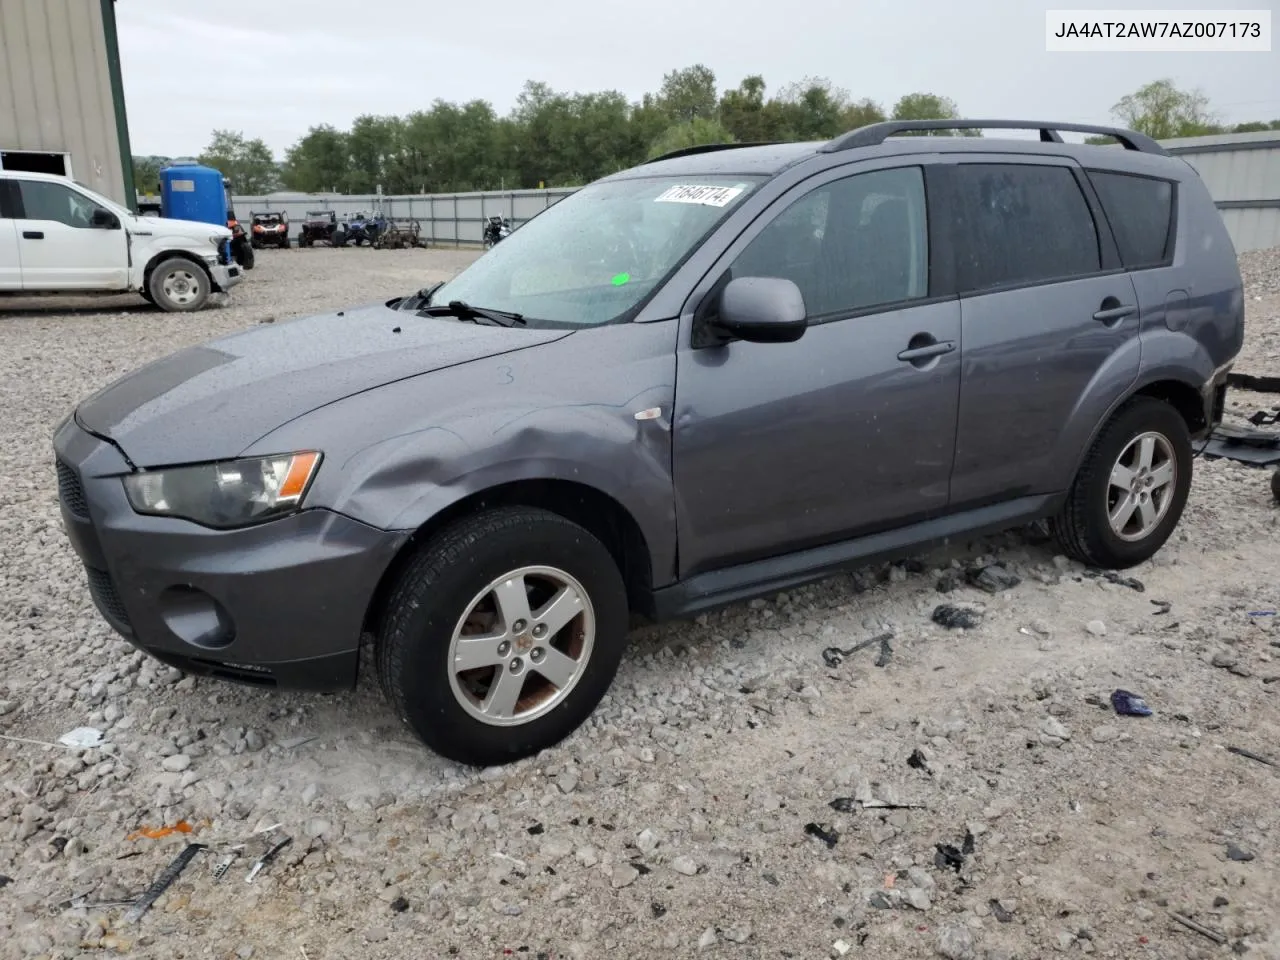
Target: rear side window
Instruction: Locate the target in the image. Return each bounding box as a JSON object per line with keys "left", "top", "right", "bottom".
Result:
{"left": 951, "top": 164, "right": 1101, "bottom": 293}
{"left": 1086, "top": 170, "right": 1174, "bottom": 269}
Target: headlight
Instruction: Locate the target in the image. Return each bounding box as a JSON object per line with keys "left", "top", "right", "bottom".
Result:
{"left": 122, "top": 452, "right": 321, "bottom": 529}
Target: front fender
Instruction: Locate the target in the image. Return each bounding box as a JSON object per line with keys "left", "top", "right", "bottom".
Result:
{"left": 245, "top": 322, "right": 680, "bottom": 586}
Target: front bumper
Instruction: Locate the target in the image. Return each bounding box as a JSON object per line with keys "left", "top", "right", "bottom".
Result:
{"left": 52, "top": 416, "right": 408, "bottom": 691}
{"left": 209, "top": 261, "right": 243, "bottom": 293}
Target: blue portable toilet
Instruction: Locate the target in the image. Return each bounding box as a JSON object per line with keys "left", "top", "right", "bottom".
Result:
{"left": 159, "top": 161, "right": 228, "bottom": 227}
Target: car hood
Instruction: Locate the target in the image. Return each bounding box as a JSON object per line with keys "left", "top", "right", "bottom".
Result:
{"left": 74, "top": 302, "right": 572, "bottom": 466}
{"left": 130, "top": 215, "right": 231, "bottom": 240}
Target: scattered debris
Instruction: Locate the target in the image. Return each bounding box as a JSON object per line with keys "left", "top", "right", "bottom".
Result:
{"left": 389, "top": 896, "right": 409, "bottom": 913}
{"left": 1226, "top": 843, "right": 1255, "bottom": 862}
{"left": 804, "top": 823, "right": 840, "bottom": 849}
{"left": 934, "top": 831, "right": 975, "bottom": 873}
{"left": 822, "top": 632, "right": 893, "bottom": 668}
{"left": 57, "top": 727, "right": 104, "bottom": 748}
{"left": 1150, "top": 599, "right": 1172, "bottom": 615}
{"left": 0, "top": 875, "right": 11, "bottom": 889}
{"left": 932, "top": 605, "right": 983, "bottom": 630}
{"left": 907, "top": 749, "right": 931, "bottom": 774}
{"left": 966, "top": 563, "right": 1021, "bottom": 594}
{"left": 1084, "top": 569, "right": 1145, "bottom": 592}
{"left": 246, "top": 836, "right": 293, "bottom": 883}
{"left": 1247, "top": 610, "right": 1277, "bottom": 618}
{"left": 1169, "top": 910, "right": 1228, "bottom": 945}
{"left": 1226, "top": 745, "right": 1277, "bottom": 768}
{"left": 831, "top": 938, "right": 852, "bottom": 957}
{"left": 123, "top": 843, "right": 206, "bottom": 924}
{"left": 875, "top": 636, "right": 893, "bottom": 668}
{"left": 211, "top": 850, "right": 240, "bottom": 882}
{"left": 127, "top": 820, "right": 198, "bottom": 841}
{"left": 277, "top": 735, "right": 318, "bottom": 749}
{"left": 1111, "top": 689, "right": 1153, "bottom": 717}
{"left": 0, "top": 733, "right": 62, "bottom": 748}
{"left": 828, "top": 797, "right": 858, "bottom": 813}
{"left": 990, "top": 899, "right": 1014, "bottom": 923}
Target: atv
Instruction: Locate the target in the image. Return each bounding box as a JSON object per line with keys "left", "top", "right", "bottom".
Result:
{"left": 297, "top": 210, "right": 339, "bottom": 247}
{"left": 250, "top": 210, "right": 290, "bottom": 249}
{"left": 338, "top": 211, "right": 386, "bottom": 247}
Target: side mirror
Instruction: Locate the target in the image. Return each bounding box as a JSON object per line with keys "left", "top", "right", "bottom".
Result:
{"left": 710, "top": 276, "right": 808, "bottom": 344}
{"left": 91, "top": 208, "right": 119, "bottom": 230}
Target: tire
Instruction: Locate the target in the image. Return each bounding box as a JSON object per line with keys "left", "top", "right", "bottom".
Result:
{"left": 1271, "top": 468, "right": 1280, "bottom": 503}
{"left": 237, "top": 241, "right": 255, "bottom": 271}
{"left": 147, "top": 257, "right": 211, "bottom": 312}
{"left": 376, "top": 506, "right": 629, "bottom": 767}
{"left": 1050, "top": 397, "right": 1192, "bottom": 569}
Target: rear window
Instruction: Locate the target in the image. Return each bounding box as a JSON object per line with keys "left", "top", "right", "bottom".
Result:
{"left": 951, "top": 163, "right": 1102, "bottom": 293}
{"left": 1086, "top": 170, "right": 1175, "bottom": 269}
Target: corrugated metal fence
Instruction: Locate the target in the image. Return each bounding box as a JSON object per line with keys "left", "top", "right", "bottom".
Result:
{"left": 228, "top": 187, "right": 578, "bottom": 246}
{"left": 227, "top": 131, "right": 1280, "bottom": 253}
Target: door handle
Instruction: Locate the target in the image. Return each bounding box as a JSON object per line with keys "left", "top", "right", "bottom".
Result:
{"left": 897, "top": 340, "right": 955, "bottom": 363}
{"left": 22, "top": 231, "right": 44, "bottom": 240}
{"left": 1093, "top": 302, "right": 1136, "bottom": 323}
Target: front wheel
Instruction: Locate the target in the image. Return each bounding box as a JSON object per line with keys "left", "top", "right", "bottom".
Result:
{"left": 376, "top": 507, "right": 629, "bottom": 766}
{"left": 1050, "top": 397, "right": 1192, "bottom": 569}
{"left": 235, "top": 240, "right": 255, "bottom": 271}
{"left": 148, "top": 257, "right": 211, "bottom": 312}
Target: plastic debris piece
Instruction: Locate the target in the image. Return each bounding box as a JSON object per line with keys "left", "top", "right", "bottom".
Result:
{"left": 1150, "top": 599, "right": 1172, "bottom": 615}
{"left": 1111, "top": 689, "right": 1153, "bottom": 717}
{"left": 57, "top": 727, "right": 104, "bottom": 749}
{"left": 804, "top": 822, "right": 839, "bottom": 849}
{"left": 966, "top": 564, "right": 1021, "bottom": 594}
{"left": 828, "top": 797, "right": 858, "bottom": 813}
{"left": 932, "top": 605, "right": 983, "bottom": 630}
{"left": 123, "top": 843, "right": 206, "bottom": 924}
{"left": 935, "top": 844, "right": 965, "bottom": 872}
{"left": 990, "top": 899, "right": 1014, "bottom": 923}
{"left": 875, "top": 637, "right": 893, "bottom": 668}
{"left": 907, "top": 749, "right": 930, "bottom": 773}
{"left": 1247, "top": 610, "right": 1277, "bottom": 617}
{"left": 127, "top": 821, "right": 195, "bottom": 842}
{"left": 1085, "top": 569, "right": 1145, "bottom": 592}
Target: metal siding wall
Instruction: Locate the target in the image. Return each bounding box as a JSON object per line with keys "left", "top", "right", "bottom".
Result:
{"left": 1164, "top": 135, "right": 1280, "bottom": 253}
{"left": 0, "top": 0, "right": 125, "bottom": 203}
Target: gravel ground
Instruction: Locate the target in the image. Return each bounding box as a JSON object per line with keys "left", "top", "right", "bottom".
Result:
{"left": 2, "top": 245, "right": 1279, "bottom": 960}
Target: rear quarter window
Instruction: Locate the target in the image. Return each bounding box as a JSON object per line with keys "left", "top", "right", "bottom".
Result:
{"left": 1085, "top": 170, "right": 1175, "bottom": 270}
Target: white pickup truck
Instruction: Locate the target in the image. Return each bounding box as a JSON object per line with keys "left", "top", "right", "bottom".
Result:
{"left": 0, "top": 170, "right": 242, "bottom": 311}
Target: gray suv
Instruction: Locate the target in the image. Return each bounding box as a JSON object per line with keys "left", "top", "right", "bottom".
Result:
{"left": 53, "top": 119, "right": 1243, "bottom": 766}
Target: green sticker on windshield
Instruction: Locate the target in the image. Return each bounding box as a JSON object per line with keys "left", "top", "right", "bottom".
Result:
{"left": 611, "top": 272, "right": 631, "bottom": 286}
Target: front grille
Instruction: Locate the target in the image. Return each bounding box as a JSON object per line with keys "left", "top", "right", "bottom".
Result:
{"left": 56, "top": 460, "right": 88, "bottom": 517}
{"left": 84, "top": 566, "right": 131, "bottom": 628}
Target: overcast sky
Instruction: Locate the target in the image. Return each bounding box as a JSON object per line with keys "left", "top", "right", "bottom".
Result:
{"left": 116, "top": 0, "right": 1279, "bottom": 158}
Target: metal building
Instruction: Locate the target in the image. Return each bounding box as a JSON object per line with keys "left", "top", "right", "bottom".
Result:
{"left": 1161, "top": 130, "right": 1280, "bottom": 254}
{"left": 0, "top": 0, "right": 134, "bottom": 207}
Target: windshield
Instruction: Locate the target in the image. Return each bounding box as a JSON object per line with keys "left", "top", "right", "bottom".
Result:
{"left": 430, "top": 175, "right": 764, "bottom": 328}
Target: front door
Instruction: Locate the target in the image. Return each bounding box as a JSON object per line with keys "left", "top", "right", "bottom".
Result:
{"left": 942, "top": 159, "right": 1142, "bottom": 507}
{"left": 673, "top": 162, "right": 962, "bottom": 577}
{"left": 13, "top": 178, "right": 128, "bottom": 290}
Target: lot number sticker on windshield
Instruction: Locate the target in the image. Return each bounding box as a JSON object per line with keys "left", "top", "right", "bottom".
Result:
{"left": 654, "top": 184, "right": 744, "bottom": 207}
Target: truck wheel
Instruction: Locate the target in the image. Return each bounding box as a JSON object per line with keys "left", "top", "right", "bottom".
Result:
{"left": 237, "top": 242, "right": 255, "bottom": 271}
{"left": 376, "top": 507, "right": 629, "bottom": 767}
{"left": 148, "top": 258, "right": 211, "bottom": 312}
{"left": 1050, "top": 397, "right": 1192, "bottom": 569}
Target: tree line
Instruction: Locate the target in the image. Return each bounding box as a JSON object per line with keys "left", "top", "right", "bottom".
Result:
{"left": 132, "top": 72, "right": 1279, "bottom": 198}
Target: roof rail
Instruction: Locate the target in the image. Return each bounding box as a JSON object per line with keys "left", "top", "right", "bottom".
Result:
{"left": 820, "top": 120, "right": 1168, "bottom": 156}
{"left": 643, "top": 141, "right": 785, "bottom": 164}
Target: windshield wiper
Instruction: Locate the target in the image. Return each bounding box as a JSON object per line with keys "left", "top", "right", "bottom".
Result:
{"left": 418, "top": 299, "right": 525, "bottom": 327}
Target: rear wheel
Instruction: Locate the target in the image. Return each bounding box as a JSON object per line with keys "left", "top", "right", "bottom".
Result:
{"left": 148, "top": 257, "right": 211, "bottom": 312}
{"left": 376, "top": 507, "right": 629, "bottom": 767}
{"left": 1051, "top": 397, "right": 1192, "bottom": 568}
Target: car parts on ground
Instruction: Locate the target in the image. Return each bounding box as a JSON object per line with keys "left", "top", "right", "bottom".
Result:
{"left": 372, "top": 218, "right": 426, "bottom": 249}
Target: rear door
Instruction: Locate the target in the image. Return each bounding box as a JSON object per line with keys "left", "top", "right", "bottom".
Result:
{"left": 0, "top": 180, "right": 20, "bottom": 289}
{"left": 13, "top": 178, "right": 128, "bottom": 290}
{"left": 941, "top": 157, "right": 1141, "bottom": 508}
